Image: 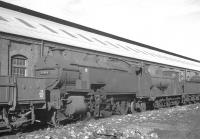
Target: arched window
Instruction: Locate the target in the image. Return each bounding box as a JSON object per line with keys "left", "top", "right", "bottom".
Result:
{"left": 11, "top": 55, "right": 27, "bottom": 76}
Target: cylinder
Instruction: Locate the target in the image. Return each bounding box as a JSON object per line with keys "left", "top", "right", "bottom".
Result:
{"left": 65, "top": 96, "right": 87, "bottom": 115}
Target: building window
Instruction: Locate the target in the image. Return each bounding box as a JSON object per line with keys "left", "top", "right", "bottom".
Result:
{"left": 11, "top": 55, "right": 27, "bottom": 76}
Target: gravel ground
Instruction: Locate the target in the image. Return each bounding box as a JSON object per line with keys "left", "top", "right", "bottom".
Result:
{"left": 1, "top": 104, "right": 200, "bottom": 139}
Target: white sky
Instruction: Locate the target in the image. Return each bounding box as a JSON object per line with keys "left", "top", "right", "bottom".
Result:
{"left": 2, "top": 0, "right": 200, "bottom": 60}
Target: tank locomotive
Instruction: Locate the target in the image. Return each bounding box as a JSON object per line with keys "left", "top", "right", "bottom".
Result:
{"left": 32, "top": 48, "right": 200, "bottom": 123}
{"left": 1, "top": 47, "right": 200, "bottom": 132}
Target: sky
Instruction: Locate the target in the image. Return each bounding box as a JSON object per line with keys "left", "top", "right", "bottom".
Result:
{"left": 2, "top": 0, "right": 200, "bottom": 60}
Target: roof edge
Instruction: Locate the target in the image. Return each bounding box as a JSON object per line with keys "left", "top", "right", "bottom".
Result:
{"left": 0, "top": 0, "right": 199, "bottom": 63}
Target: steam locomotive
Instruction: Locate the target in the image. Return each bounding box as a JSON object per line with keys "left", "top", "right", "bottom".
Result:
{"left": 1, "top": 47, "right": 200, "bottom": 132}
{"left": 1, "top": 1, "right": 200, "bottom": 132}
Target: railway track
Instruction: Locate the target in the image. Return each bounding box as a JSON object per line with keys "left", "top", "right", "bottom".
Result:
{"left": 1, "top": 103, "right": 200, "bottom": 138}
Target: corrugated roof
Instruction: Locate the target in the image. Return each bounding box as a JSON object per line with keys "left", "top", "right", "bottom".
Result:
{"left": 0, "top": 2, "right": 200, "bottom": 71}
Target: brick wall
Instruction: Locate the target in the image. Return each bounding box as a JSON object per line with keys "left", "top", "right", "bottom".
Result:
{"left": 9, "top": 41, "right": 40, "bottom": 77}
{"left": 0, "top": 35, "right": 42, "bottom": 76}
{"left": 0, "top": 38, "right": 9, "bottom": 75}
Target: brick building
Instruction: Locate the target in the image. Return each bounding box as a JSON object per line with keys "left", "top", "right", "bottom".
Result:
{"left": 0, "top": 32, "right": 55, "bottom": 77}
{"left": 1, "top": 1, "right": 200, "bottom": 78}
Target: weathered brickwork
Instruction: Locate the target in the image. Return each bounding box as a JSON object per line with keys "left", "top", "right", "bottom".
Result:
{"left": 0, "top": 38, "right": 9, "bottom": 75}
{"left": 10, "top": 41, "right": 41, "bottom": 77}
{"left": 0, "top": 36, "right": 41, "bottom": 77}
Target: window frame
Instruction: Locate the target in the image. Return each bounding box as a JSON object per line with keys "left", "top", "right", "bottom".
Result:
{"left": 11, "top": 55, "right": 27, "bottom": 77}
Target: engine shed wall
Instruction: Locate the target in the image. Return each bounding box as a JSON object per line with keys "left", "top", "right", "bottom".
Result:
{"left": 0, "top": 38, "right": 9, "bottom": 75}
{"left": 0, "top": 36, "right": 42, "bottom": 77}
{"left": 0, "top": 32, "right": 200, "bottom": 83}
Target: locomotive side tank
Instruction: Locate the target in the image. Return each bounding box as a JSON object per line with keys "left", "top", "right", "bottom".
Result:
{"left": 87, "top": 68, "right": 138, "bottom": 94}
{"left": 147, "top": 65, "right": 181, "bottom": 97}
{"left": 34, "top": 48, "right": 139, "bottom": 121}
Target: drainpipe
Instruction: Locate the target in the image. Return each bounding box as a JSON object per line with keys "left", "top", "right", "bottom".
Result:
{"left": 8, "top": 41, "right": 11, "bottom": 75}
{"left": 40, "top": 40, "right": 44, "bottom": 57}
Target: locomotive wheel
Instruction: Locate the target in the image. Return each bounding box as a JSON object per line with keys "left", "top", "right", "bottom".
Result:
{"left": 131, "top": 101, "right": 136, "bottom": 113}
{"left": 51, "top": 110, "right": 59, "bottom": 127}
{"left": 79, "top": 111, "right": 92, "bottom": 121}
{"left": 86, "top": 111, "right": 92, "bottom": 120}
{"left": 119, "top": 101, "right": 129, "bottom": 115}
{"left": 181, "top": 96, "right": 186, "bottom": 105}
{"left": 139, "top": 102, "right": 146, "bottom": 112}
{"left": 153, "top": 100, "right": 159, "bottom": 109}
{"left": 100, "top": 110, "right": 112, "bottom": 117}
{"left": 166, "top": 98, "right": 170, "bottom": 107}
{"left": 94, "top": 104, "right": 100, "bottom": 117}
